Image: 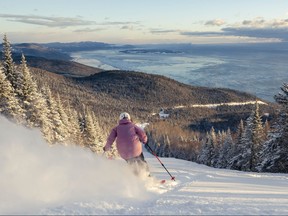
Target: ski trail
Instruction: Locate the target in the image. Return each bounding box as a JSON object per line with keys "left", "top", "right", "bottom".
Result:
{"left": 173, "top": 100, "right": 267, "bottom": 109}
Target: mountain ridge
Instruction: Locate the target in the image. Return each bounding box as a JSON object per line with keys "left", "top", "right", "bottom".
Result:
{"left": 75, "top": 70, "right": 261, "bottom": 107}
{"left": 14, "top": 55, "right": 102, "bottom": 77}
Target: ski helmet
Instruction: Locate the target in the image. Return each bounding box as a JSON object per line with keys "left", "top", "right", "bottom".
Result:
{"left": 119, "top": 112, "right": 131, "bottom": 120}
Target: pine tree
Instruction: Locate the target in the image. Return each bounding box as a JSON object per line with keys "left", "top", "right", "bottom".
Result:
{"left": 209, "top": 127, "right": 218, "bottom": 167}
{"left": 237, "top": 119, "right": 245, "bottom": 141}
{"left": 263, "top": 120, "right": 270, "bottom": 139}
{"left": 43, "top": 86, "right": 65, "bottom": 144}
{"left": 228, "top": 119, "right": 244, "bottom": 167}
{"left": 229, "top": 116, "right": 253, "bottom": 171}
{"left": 229, "top": 103, "right": 265, "bottom": 171}
{"left": 250, "top": 101, "right": 265, "bottom": 170}
{"left": 78, "top": 112, "right": 85, "bottom": 134}
{"left": 217, "top": 130, "right": 224, "bottom": 148}
{"left": 91, "top": 111, "right": 105, "bottom": 153}
{"left": 274, "top": 83, "right": 288, "bottom": 142}
{"left": 258, "top": 83, "right": 288, "bottom": 173}
{"left": 38, "top": 86, "right": 54, "bottom": 143}
{"left": 2, "top": 35, "right": 23, "bottom": 96}
{"left": 86, "top": 109, "right": 97, "bottom": 149}
{"left": 0, "top": 65, "right": 24, "bottom": 122}
{"left": 66, "top": 103, "right": 82, "bottom": 145}
{"left": 256, "top": 131, "right": 281, "bottom": 172}
{"left": 198, "top": 130, "right": 215, "bottom": 166}
{"left": 19, "top": 54, "right": 49, "bottom": 128}
{"left": 55, "top": 94, "right": 70, "bottom": 143}
{"left": 81, "top": 107, "right": 99, "bottom": 151}
{"left": 81, "top": 106, "right": 104, "bottom": 153}
{"left": 217, "top": 128, "right": 233, "bottom": 168}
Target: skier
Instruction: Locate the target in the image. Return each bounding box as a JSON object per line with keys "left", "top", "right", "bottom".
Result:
{"left": 103, "top": 112, "right": 150, "bottom": 176}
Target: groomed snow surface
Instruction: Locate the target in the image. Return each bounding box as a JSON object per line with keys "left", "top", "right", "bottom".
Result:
{"left": 0, "top": 116, "right": 287, "bottom": 215}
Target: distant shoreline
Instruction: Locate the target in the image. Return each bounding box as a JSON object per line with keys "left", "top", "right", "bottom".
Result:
{"left": 69, "top": 45, "right": 288, "bottom": 103}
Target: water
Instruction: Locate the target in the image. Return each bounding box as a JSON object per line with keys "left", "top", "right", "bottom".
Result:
{"left": 71, "top": 43, "right": 288, "bottom": 102}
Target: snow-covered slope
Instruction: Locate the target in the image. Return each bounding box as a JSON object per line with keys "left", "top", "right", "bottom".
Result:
{"left": 0, "top": 116, "right": 287, "bottom": 215}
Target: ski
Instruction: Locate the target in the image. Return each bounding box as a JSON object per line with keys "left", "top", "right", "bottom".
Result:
{"left": 160, "top": 179, "right": 166, "bottom": 184}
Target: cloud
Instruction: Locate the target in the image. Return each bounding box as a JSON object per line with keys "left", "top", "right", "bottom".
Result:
{"left": 181, "top": 17, "right": 288, "bottom": 42}
{"left": 181, "top": 31, "right": 224, "bottom": 36}
{"left": 222, "top": 27, "right": 288, "bottom": 40}
{"left": 74, "top": 27, "right": 106, "bottom": 32}
{"left": 272, "top": 19, "right": 288, "bottom": 27}
{"left": 149, "top": 17, "right": 288, "bottom": 42}
{"left": 205, "top": 19, "right": 226, "bottom": 26}
{"left": 0, "top": 14, "right": 96, "bottom": 28}
{"left": 223, "top": 17, "right": 288, "bottom": 41}
{"left": 242, "top": 17, "right": 288, "bottom": 28}
{"left": 101, "top": 21, "right": 139, "bottom": 25}
{"left": 242, "top": 18, "right": 265, "bottom": 27}
{"left": 180, "top": 28, "right": 286, "bottom": 42}
{"left": 121, "top": 25, "right": 134, "bottom": 30}
{"left": 150, "top": 28, "right": 180, "bottom": 34}
{"left": 0, "top": 13, "right": 141, "bottom": 32}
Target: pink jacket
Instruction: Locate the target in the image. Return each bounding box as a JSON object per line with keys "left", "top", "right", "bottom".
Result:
{"left": 104, "top": 119, "right": 148, "bottom": 160}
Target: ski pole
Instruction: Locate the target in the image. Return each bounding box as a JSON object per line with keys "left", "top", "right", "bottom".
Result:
{"left": 146, "top": 143, "right": 176, "bottom": 181}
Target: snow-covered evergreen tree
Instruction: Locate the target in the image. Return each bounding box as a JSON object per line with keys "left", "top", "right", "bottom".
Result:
{"left": 256, "top": 130, "right": 282, "bottom": 172}
{"left": 217, "top": 128, "right": 233, "bottom": 168}
{"left": 83, "top": 109, "right": 96, "bottom": 148}
{"left": 229, "top": 116, "right": 253, "bottom": 171}
{"left": 197, "top": 135, "right": 209, "bottom": 165}
{"left": 198, "top": 129, "right": 216, "bottom": 166}
{"left": 78, "top": 112, "right": 85, "bottom": 134}
{"left": 19, "top": 54, "right": 49, "bottom": 128}
{"left": 229, "top": 103, "right": 265, "bottom": 171}
{"left": 91, "top": 111, "right": 105, "bottom": 153}
{"left": 66, "top": 103, "right": 82, "bottom": 145}
{"left": 2, "top": 35, "right": 23, "bottom": 96}
{"left": 38, "top": 86, "right": 54, "bottom": 143}
{"left": 263, "top": 120, "right": 270, "bottom": 140}
{"left": 274, "top": 83, "right": 288, "bottom": 142}
{"left": 237, "top": 119, "right": 245, "bottom": 140}
{"left": 0, "top": 65, "right": 24, "bottom": 122}
{"left": 228, "top": 119, "right": 244, "bottom": 165}
{"left": 258, "top": 83, "right": 288, "bottom": 173}
{"left": 55, "top": 94, "right": 70, "bottom": 143}
{"left": 217, "top": 130, "right": 224, "bottom": 148}
{"left": 250, "top": 101, "right": 265, "bottom": 171}
{"left": 80, "top": 107, "right": 105, "bottom": 153}
{"left": 209, "top": 127, "right": 219, "bottom": 167}
{"left": 43, "top": 86, "right": 65, "bottom": 144}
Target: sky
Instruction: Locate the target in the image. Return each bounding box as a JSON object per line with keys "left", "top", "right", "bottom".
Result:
{"left": 1, "top": 0, "right": 288, "bottom": 44}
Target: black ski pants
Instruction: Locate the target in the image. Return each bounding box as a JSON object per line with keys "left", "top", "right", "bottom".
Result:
{"left": 125, "top": 152, "right": 150, "bottom": 175}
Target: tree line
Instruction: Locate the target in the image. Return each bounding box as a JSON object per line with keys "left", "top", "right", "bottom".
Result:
{"left": 147, "top": 85, "right": 288, "bottom": 173}
{"left": 0, "top": 35, "right": 106, "bottom": 154}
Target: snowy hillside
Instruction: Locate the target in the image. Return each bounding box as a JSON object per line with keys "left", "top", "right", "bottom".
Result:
{"left": 0, "top": 116, "right": 287, "bottom": 215}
